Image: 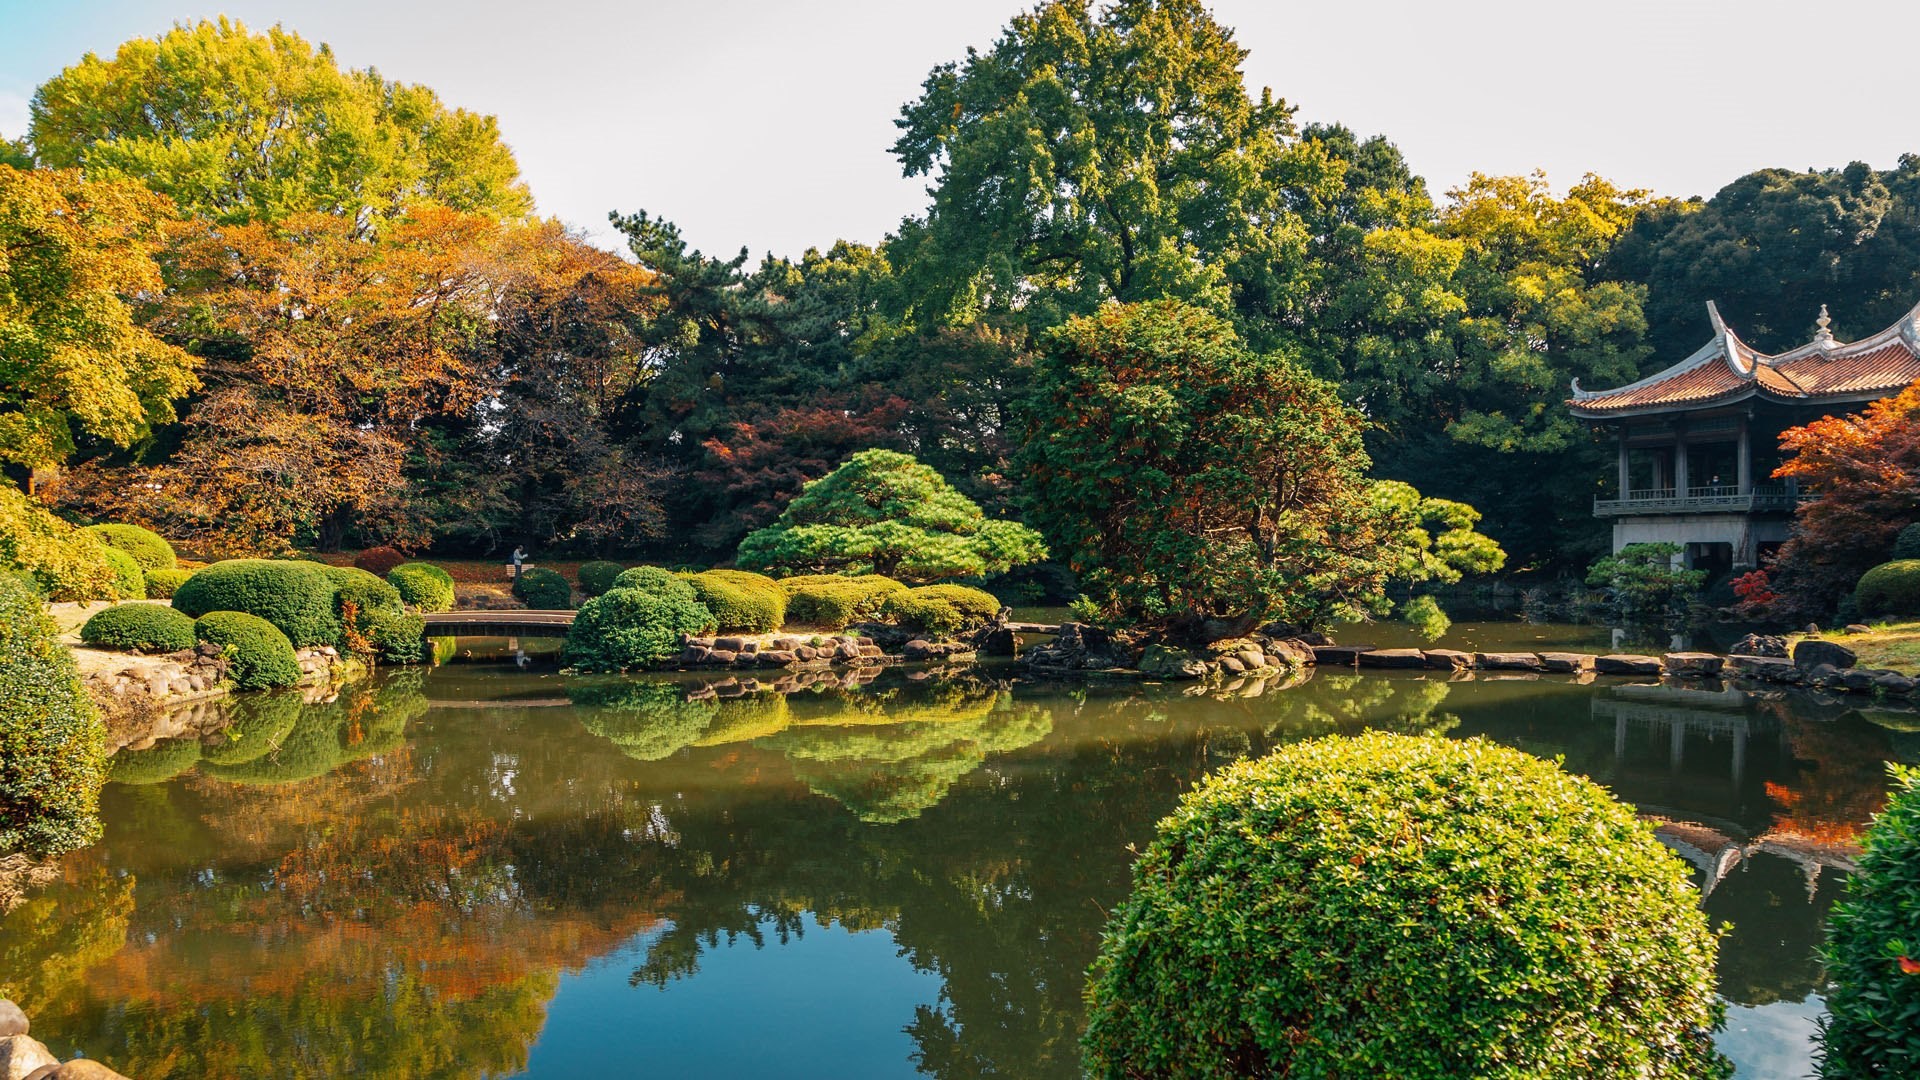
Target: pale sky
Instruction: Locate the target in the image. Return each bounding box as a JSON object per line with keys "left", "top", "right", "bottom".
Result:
{"left": 4, "top": 1, "right": 1918, "bottom": 259}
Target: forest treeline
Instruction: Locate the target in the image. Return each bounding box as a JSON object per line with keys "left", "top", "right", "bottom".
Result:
{"left": 9, "top": 4, "right": 1920, "bottom": 574}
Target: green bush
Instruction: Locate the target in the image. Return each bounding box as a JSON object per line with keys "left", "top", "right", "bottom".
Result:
{"left": 143, "top": 566, "right": 191, "bottom": 599}
{"left": 563, "top": 588, "right": 718, "bottom": 671}
{"left": 80, "top": 603, "right": 197, "bottom": 652}
{"left": 880, "top": 584, "right": 1001, "bottom": 636}
{"left": 323, "top": 566, "right": 417, "bottom": 663}
{"left": 325, "top": 565, "right": 404, "bottom": 615}
{"left": 577, "top": 560, "right": 627, "bottom": 597}
{"left": 0, "top": 485, "right": 117, "bottom": 601}
{"left": 1818, "top": 764, "right": 1920, "bottom": 1078}
{"left": 1082, "top": 733, "right": 1726, "bottom": 1079}
{"left": 99, "top": 545, "right": 145, "bottom": 600}
{"left": 194, "top": 611, "right": 302, "bottom": 690}
{"left": 1855, "top": 560, "right": 1920, "bottom": 617}
{"left": 611, "top": 565, "right": 698, "bottom": 602}
{"left": 0, "top": 573, "right": 107, "bottom": 855}
{"left": 82, "top": 523, "right": 176, "bottom": 571}
{"left": 388, "top": 562, "right": 455, "bottom": 612}
{"left": 513, "top": 566, "right": 573, "bottom": 609}
{"left": 781, "top": 574, "right": 907, "bottom": 629}
{"left": 358, "top": 605, "right": 426, "bottom": 665}
{"left": 684, "top": 569, "right": 786, "bottom": 633}
{"left": 352, "top": 545, "right": 407, "bottom": 576}
{"left": 1893, "top": 523, "right": 1920, "bottom": 562}
{"left": 173, "top": 559, "right": 341, "bottom": 647}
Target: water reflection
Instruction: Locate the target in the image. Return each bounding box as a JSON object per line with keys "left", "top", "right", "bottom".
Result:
{"left": 0, "top": 661, "right": 1904, "bottom": 1079}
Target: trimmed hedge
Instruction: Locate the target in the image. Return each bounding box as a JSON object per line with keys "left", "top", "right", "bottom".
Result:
{"left": 194, "top": 611, "right": 302, "bottom": 690}
{"left": 99, "top": 545, "right": 145, "bottom": 600}
{"left": 352, "top": 545, "right": 407, "bottom": 576}
{"left": 0, "top": 485, "right": 116, "bottom": 601}
{"left": 173, "top": 559, "right": 341, "bottom": 647}
{"left": 782, "top": 574, "right": 907, "bottom": 629}
{"left": 563, "top": 588, "right": 717, "bottom": 671}
{"left": 513, "top": 566, "right": 573, "bottom": 610}
{"left": 388, "top": 562, "right": 455, "bottom": 612}
{"left": 1817, "top": 765, "right": 1920, "bottom": 1078}
{"left": 1082, "top": 733, "right": 1725, "bottom": 1079}
{"left": 324, "top": 566, "right": 415, "bottom": 661}
{"left": 880, "top": 584, "right": 1001, "bottom": 636}
{"left": 1855, "top": 559, "right": 1920, "bottom": 617}
{"left": 80, "top": 603, "right": 197, "bottom": 652}
{"left": 83, "top": 523, "right": 176, "bottom": 571}
{"left": 0, "top": 573, "right": 107, "bottom": 855}
{"left": 578, "top": 560, "right": 627, "bottom": 597}
{"left": 611, "top": 565, "right": 698, "bottom": 603}
{"left": 684, "top": 569, "right": 787, "bottom": 633}
{"left": 144, "top": 567, "right": 191, "bottom": 599}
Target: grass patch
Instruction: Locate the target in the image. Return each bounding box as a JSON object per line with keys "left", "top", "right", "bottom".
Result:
{"left": 1789, "top": 620, "right": 1920, "bottom": 673}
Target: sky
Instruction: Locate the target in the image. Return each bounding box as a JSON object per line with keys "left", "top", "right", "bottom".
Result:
{"left": 5, "top": 0, "right": 1920, "bottom": 259}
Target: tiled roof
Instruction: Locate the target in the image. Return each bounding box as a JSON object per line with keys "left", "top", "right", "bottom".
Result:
{"left": 1569, "top": 305, "right": 1920, "bottom": 416}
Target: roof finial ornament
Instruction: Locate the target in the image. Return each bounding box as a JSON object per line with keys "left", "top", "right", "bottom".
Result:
{"left": 1815, "top": 304, "right": 1834, "bottom": 346}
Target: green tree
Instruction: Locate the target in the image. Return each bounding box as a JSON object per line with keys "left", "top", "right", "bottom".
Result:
{"left": 0, "top": 165, "right": 198, "bottom": 469}
{"left": 1586, "top": 542, "right": 1705, "bottom": 624}
{"left": 28, "top": 18, "right": 532, "bottom": 225}
{"left": 1019, "top": 300, "right": 1395, "bottom": 631}
{"left": 737, "top": 449, "right": 1046, "bottom": 582}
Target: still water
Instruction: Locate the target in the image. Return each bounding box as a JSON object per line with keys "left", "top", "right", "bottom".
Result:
{"left": 3, "top": 654, "right": 1909, "bottom": 1079}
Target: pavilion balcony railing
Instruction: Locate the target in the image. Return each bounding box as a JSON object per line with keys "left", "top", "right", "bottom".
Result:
{"left": 1594, "top": 482, "right": 1805, "bottom": 517}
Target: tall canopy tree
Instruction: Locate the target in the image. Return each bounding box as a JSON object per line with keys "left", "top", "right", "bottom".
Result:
{"left": 28, "top": 18, "right": 532, "bottom": 226}
{"left": 0, "top": 165, "right": 197, "bottom": 470}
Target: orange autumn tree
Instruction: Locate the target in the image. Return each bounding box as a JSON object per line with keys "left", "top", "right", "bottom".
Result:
{"left": 1768, "top": 381, "right": 1920, "bottom": 620}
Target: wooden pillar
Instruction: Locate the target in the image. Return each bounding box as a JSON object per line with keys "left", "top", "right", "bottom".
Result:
{"left": 1674, "top": 437, "right": 1690, "bottom": 496}
{"left": 1617, "top": 429, "right": 1631, "bottom": 496}
{"left": 1737, "top": 417, "right": 1752, "bottom": 494}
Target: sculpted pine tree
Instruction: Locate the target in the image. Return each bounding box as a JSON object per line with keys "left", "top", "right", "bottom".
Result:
{"left": 737, "top": 450, "right": 1046, "bottom": 582}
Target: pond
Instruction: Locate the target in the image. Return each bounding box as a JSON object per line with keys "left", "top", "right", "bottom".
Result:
{"left": 3, "top": 656, "right": 1909, "bottom": 1079}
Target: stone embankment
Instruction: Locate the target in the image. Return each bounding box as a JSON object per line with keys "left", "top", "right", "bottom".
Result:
{"left": 0, "top": 998, "right": 130, "bottom": 1079}
{"left": 672, "top": 627, "right": 982, "bottom": 672}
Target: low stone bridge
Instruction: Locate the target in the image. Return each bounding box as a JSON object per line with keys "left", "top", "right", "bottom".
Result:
{"left": 421, "top": 610, "right": 576, "bottom": 638}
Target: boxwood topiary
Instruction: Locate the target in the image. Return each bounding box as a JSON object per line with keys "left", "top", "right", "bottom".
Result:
{"left": 352, "top": 545, "right": 407, "bottom": 576}
{"left": 0, "top": 573, "right": 107, "bottom": 855}
{"left": 611, "top": 565, "right": 698, "bottom": 603}
{"left": 99, "top": 545, "right": 145, "bottom": 600}
{"left": 388, "top": 562, "right": 455, "bottom": 612}
{"left": 782, "top": 574, "right": 907, "bottom": 629}
{"left": 194, "top": 611, "right": 303, "bottom": 690}
{"left": 143, "top": 566, "right": 192, "bottom": 599}
{"left": 563, "top": 588, "right": 718, "bottom": 671}
{"left": 1817, "top": 764, "right": 1920, "bottom": 1079}
{"left": 358, "top": 606, "right": 427, "bottom": 665}
{"left": 513, "top": 566, "right": 574, "bottom": 609}
{"left": 83, "top": 523, "right": 176, "bottom": 571}
{"left": 1855, "top": 559, "right": 1920, "bottom": 617}
{"left": 172, "top": 559, "right": 341, "bottom": 647}
{"left": 80, "top": 603, "right": 197, "bottom": 652}
{"left": 578, "top": 560, "right": 627, "bottom": 597}
{"left": 879, "top": 583, "right": 1001, "bottom": 636}
{"left": 1082, "top": 732, "right": 1726, "bottom": 1079}
{"left": 684, "top": 569, "right": 786, "bottom": 633}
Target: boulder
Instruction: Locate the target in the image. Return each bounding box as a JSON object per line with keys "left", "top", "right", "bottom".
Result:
{"left": 1807, "top": 663, "right": 1841, "bottom": 685}
{"left": 1663, "top": 652, "right": 1724, "bottom": 678}
{"left": 1840, "top": 669, "right": 1878, "bottom": 693}
{"left": 1310, "top": 645, "right": 1373, "bottom": 666}
{"left": 0, "top": 1036, "right": 57, "bottom": 1080}
{"left": 1217, "top": 656, "right": 1247, "bottom": 674}
{"left": 1422, "top": 649, "right": 1474, "bottom": 671}
{"left": 769, "top": 636, "right": 804, "bottom": 650}
{"left": 1595, "top": 654, "right": 1663, "bottom": 676}
{"left": 1794, "top": 639, "right": 1858, "bottom": 671}
{"left": 903, "top": 639, "right": 936, "bottom": 661}
{"left": 1234, "top": 650, "right": 1267, "bottom": 670}
{"left": 1728, "top": 656, "right": 1799, "bottom": 682}
{"left": 706, "top": 649, "right": 738, "bottom": 665}
{"left": 713, "top": 636, "right": 747, "bottom": 652}
{"left": 1263, "top": 639, "right": 1314, "bottom": 668}
{"left": 793, "top": 646, "right": 818, "bottom": 662}
{"left": 758, "top": 650, "right": 796, "bottom": 666}
{"left": 29, "top": 1061, "right": 133, "bottom": 1080}
{"left": 1477, "top": 652, "right": 1544, "bottom": 672}
{"left": 1844, "top": 624, "right": 1874, "bottom": 635}
{"left": 678, "top": 646, "right": 711, "bottom": 665}
{"left": 0, "top": 1003, "right": 24, "bottom": 1037}
{"left": 1873, "top": 671, "right": 1917, "bottom": 695}
{"left": 1730, "top": 633, "right": 1788, "bottom": 658}
{"left": 1358, "top": 648, "right": 1427, "bottom": 669}
{"left": 1537, "top": 652, "right": 1595, "bottom": 673}
{"left": 978, "top": 627, "right": 1019, "bottom": 657}
{"left": 1139, "top": 644, "right": 1209, "bottom": 680}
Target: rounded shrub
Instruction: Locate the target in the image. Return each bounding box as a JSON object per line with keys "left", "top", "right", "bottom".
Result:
{"left": 563, "top": 588, "right": 718, "bottom": 671}
{"left": 143, "top": 566, "right": 192, "bottom": 599}
{"left": 0, "top": 485, "right": 117, "bottom": 601}
{"left": 99, "top": 545, "right": 145, "bottom": 600}
{"left": 172, "top": 559, "right": 341, "bottom": 647}
{"left": 1817, "top": 765, "right": 1920, "bottom": 1079}
{"left": 578, "top": 560, "right": 628, "bottom": 597}
{"left": 388, "top": 562, "right": 455, "bottom": 612}
{"left": 352, "top": 545, "right": 407, "bottom": 576}
{"left": 1082, "top": 733, "right": 1725, "bottom": 1079}
{"left": 358, "top": 606, "right": 426, "bottom": 665}
{"left": 513, "top": 566, "right": 574, "bottom": 609}
{"left": 1893, "top": 522, "right": 1920, "bottom": 562}
{"left": 880, "top": 584, "right": 1001, "bottom": 636}
{"left": 82, "top": 523, "right": 176, "bottom": 571}
{"left": 684, "top": 569, "right": 787, "bottom": 633}
{"left": 80, "top": 603, "right": 197, "bottom": 653}
{"left": 781, "top": 574, "right": 907, "bottom": 629}
{"left": 194, "top": 611, "right": 302, "bottom": 690}
{"left": 0, "top": 573, "right": 107, "bottom": 855}
{"left": 611, "top": 565, "right": 698, "bottom": 603}
{"left": 1855, "top": 559, "right": 1920, "bottom": 617}
{"left": 325, "top": 565, "right": 404, "bottom": 614}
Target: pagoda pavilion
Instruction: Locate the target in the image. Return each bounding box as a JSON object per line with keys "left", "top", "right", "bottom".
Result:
{"left": 1568, "top": 300, "right": 1920, "bottom": 574}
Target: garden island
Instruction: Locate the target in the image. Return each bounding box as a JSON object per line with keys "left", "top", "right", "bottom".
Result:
{"left": 2, "top": 6, "right": 1918, "bottom": 1079}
